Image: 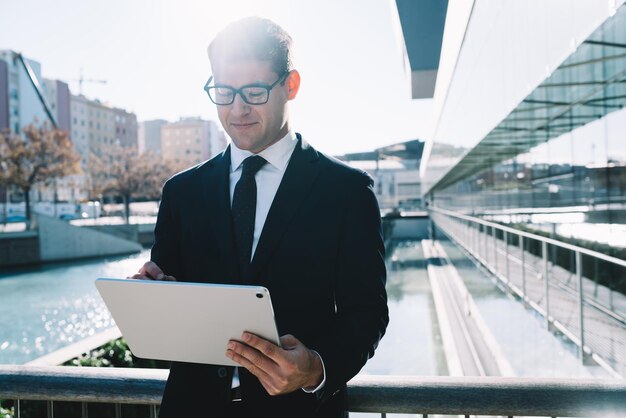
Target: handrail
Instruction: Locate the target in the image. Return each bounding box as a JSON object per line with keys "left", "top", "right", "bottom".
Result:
{"left": 430, "top": 206, "right": 626, "bottom": 379}
{"left": 0, "top": 366, "right": 625, "bottom": 417}
{"left": 430, "top": 207, "right": 626, "bottom": 268}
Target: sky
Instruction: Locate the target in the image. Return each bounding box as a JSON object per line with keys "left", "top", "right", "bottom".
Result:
{"left": 0, "top": 0, "right": 434, "bottom": 156}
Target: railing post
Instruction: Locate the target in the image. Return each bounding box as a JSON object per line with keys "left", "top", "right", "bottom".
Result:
{"left": 576, "top": 251, "right": 585, "bottom": 362}
{"left": 486, "top": 225, "right": 489, "bottom": 264}
{"left": 493, "top": 226, "right": 498, "bottom": 273}
{"left": 471, "top": 222, "right": 475, "bottom": 253}
{"left": 47, "top": 400, "right": 53, "bottom": 418}
{"left": 483, "top": 225, "right": 487, "bottom": 263}
{"left": 82, "top": 402, "right": 88, "bottom": 418}
{"left": 475, "top": 222, "right": 479, "bottom": 257}
{"left": 504, "top": 230, "right": 509, "bottom": 284}
{"left": 16, "top": 399, "right": 21, "bottom": 418}
{"left": 543, "top": 241, "right": 550, "bottom": 328}
{"left": 520, "top": 236, "right": 526, "bottom": 304}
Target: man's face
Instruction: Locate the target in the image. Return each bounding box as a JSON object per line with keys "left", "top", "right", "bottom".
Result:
{"left": 212, "top": 59, "right": 291, "bottom": 154}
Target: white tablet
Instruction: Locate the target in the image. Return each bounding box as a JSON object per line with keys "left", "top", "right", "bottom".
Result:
{"left": 95, "top": 278, "right": 280, "bottom": 366}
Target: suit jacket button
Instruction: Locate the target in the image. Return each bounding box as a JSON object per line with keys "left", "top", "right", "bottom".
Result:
{"left": 217, "top": 367, "right": 227, "bottom": 378}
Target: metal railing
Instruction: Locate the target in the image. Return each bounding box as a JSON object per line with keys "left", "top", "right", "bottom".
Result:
{"left": 1, "top": 365, "right": 625, "bottom": 417}
{"left": 430, "top": 207, "right": 626, "bottom": 379}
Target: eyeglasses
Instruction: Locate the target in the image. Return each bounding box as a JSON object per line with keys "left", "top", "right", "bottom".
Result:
{"left": 204, "top": 72, "right": 289, "bottom": 105}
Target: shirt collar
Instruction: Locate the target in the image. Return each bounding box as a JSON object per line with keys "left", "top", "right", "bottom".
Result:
{"left": 230, "top": 130, "right": 297, "bottom": 173}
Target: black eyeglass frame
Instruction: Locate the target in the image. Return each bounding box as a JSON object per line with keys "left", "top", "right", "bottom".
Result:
{"left": 203, "top": 72, "right": 289, "bottom": 105}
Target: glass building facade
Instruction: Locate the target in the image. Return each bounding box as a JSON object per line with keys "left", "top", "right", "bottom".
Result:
{"left": 421, "top": 1, "right": 626, "bottom": 247}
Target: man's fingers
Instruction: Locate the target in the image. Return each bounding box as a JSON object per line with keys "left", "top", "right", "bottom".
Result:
{"left": 132, "top": 261, "right": 176, "bottom": 281}
{"left": 227, "top": 339, "right": 279, "bottom": 373}
{"left": 128, "top": 273, "right": 176, "bottom": 281}
{"left": 226, "top": 347, "right": 286, "bottom": 396}
{"left": 143, "top": 261, "right": 165, "bottom": 280}
{"left": 128, "top": 273, "right": 151, "bottom": 280}
{"left": 242, "top": 332, "right": 287, "bottom": 364}
{"left": 226, "top": 348, "right": 272, "bottom": 379}
{"left": 226, "top": 341, "right": 280, "bottom": 387}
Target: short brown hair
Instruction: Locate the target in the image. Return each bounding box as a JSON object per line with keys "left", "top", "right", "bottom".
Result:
{"left": 207, "top": 17, "right": 293, "bottom": 75}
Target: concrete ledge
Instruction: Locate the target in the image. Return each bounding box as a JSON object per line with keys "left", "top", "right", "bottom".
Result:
{"left": 25, "top": 327, "right": 122, "bottom": 366}
{"left": 38, "top": 215, "right": 142, "bottom": 262}
{"left": 0, "top": 233, "right": 39, "bottom": 267}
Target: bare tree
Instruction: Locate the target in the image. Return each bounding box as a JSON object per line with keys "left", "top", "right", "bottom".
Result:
{"left": 88, "top": 144, "right": 184, "bottom": 224}
{"left": 0, "top": 125, "right": 81, "bottom": 221}
{"left": 0, "top": 159, "right": 10, "bottom": 224}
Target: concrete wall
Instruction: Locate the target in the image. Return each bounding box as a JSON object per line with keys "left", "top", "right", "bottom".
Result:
{"left": 390, "top": 217, "right": 430, "bottom": 240}
{"left": 86, "top": 223, "right": 155, "bottom": 247}
{"left": 383, "top": 216, "right": 430, "bottom": 242}
{"left": 37, "top": 215, "right": 142, "bottom": 262}
{"left": 0, "top": 231, "right": 39, "bottom": 267}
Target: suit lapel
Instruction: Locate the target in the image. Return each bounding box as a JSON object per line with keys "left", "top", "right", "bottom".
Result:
{"left": 249, "top": 136, "right": 321, "bottom": 283}
{"left": 203, "top": 145, "right": 241, "bottom": 282}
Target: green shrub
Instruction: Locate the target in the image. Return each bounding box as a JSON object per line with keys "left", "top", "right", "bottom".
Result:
{"left": 0, "top": 404, "right": 13, "bottom": 418}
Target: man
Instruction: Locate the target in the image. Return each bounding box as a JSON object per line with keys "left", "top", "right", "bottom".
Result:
{"left": 131, "top": 17, "right": 388, "bottom": 418}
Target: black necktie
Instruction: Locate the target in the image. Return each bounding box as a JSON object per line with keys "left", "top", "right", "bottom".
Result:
{"left": 232, "top": 155, "right": 267, "bottom": 282}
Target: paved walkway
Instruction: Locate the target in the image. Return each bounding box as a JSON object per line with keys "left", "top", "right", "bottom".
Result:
{"left": 433, "top": 213, "right": 626, "bottom": 379}
{"left": 422, "top": 239, "right": 515, "bottom": 377}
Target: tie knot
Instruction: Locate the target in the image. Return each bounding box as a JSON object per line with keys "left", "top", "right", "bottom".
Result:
{"left": 241, "top": 155, "right": 267, "bottom": 177}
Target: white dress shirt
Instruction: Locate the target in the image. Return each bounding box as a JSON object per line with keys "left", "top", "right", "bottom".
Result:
{"left": 229, "top": 131, "right": 326, "bottom": 394}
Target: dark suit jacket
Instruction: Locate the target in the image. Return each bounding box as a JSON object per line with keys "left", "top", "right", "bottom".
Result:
{"left": 152, "top": 134, "right": 388, "bottom": 418}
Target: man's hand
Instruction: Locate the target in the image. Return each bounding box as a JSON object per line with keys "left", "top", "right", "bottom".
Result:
{"left": 226, "top": 333, "right": 323, "bottom": 396}
{"left": 128, "top": 261, "right": 177, "bottom": 281}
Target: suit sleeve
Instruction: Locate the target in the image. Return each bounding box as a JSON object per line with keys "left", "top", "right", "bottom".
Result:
{"left": 310, "top": 173, "right": 389, "bottom": 401}
{"left": 151, "top": 179, "right": 183, "bottom": 279}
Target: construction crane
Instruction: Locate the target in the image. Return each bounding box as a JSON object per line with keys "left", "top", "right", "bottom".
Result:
{"left": 71, "top": 69, "right": 107, "bottom": 95}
